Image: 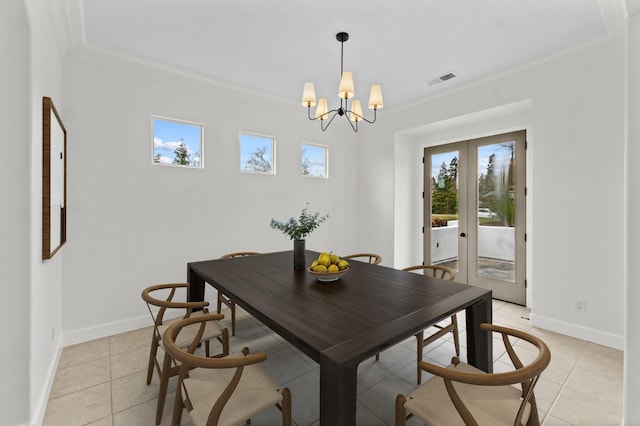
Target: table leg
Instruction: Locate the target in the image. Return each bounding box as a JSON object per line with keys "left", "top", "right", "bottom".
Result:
{"left": 465, "top": 295, "right": 493, "bottom": 372}
{"left": 319, "top": 354, "right": 357, "bottom": 426}
{"left": 187, "top": 264, "right": 205, "bottom": 302}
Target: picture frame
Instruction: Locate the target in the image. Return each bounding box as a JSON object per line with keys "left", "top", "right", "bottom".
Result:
{"left": 152, "top": 116, "right": 203, "bottom": 168}
{"left": 239, "top": 132, "right": 275, "bottom": 174}
{"left": 301, "top": 142, "right": 328, "bottom": 178}
{"left": 42, "top": 96, "right": 67, "bottom": 259}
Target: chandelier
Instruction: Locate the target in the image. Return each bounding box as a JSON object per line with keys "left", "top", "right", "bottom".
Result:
{"left": 301, "top": 32, "right": 383, "bottom": 132}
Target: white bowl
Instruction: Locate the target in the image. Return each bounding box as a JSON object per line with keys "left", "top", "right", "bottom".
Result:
{"left": 306, "top": 266, "right": 349, "bottom": 282}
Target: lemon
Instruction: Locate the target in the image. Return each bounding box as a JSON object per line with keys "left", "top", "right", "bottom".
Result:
{"left": 312, "top": 264, "right": 328, "bottom": 272}
{"left": 338, "top": 260, "right": 349, "bottom": 270}
{"left": 328, "top": 264, "right": 339, "bottom": 273}
{"left": 318, "top": 252, "right": 332, "bottom": 267}
{"left": 311, "top": 260, "right": 319, "bottom": 268}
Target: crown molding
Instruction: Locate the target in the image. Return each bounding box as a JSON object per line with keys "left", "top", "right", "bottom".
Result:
{"left": 626, "top": 0, "right": 640, "bottom": 17}
{"left": 41, "top": 0, "right": 85, "bottom": 53}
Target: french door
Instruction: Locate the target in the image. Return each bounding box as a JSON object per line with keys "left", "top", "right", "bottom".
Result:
{"left": 424, "top": 130, "right": 526, "bottom": 304}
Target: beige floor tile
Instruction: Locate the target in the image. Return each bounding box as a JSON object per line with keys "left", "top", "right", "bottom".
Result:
{"left": 541, "top": 413, "right": 572, "bottom": 425}
{"left": 86, "top": 416, "right": 113, "bottom": 426}
{"left": 50, "top": 357, "right": 111, "bottom": 398}
{"left": 111, "top": 369, "right": 167, "bottom": 414}
{"left": 44, "top": 382, "right": 111, "bottom": 426}
{"left": 550, "top": 386, "right": 622, "bottom": 425}
{"left": 533, "top": 376, "right": 563, "bottom": 414}
{"left": 112, "top": 395, "right": 193, "bottom": 426}
{"left": 58, "top": 337, "right": 110, "bottom": 369}
{"left": 111, "top": 345, "right": 151, "bottom": 380}
{"left": 109, "top": 326, "right": 153, "bottom": 355}
{"left": 527, "top": 328, "right": 587, "bottom": 385}
{"left": 565, "top": 342, "right": 623, "bottom": 408}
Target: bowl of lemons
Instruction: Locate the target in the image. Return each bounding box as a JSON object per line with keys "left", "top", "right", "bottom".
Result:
{"left": 307, "top": 252, "right": 350, "bottom": 282}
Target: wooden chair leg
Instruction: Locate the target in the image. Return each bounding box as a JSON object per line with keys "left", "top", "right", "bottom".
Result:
{"left": 451, "top": 314, "right": 460, "bottom": 357}
{"left": 416, "top": 330, "right": 424, "bottom": 385}
{"left": 222, "top": 328, "right": 230, "bottom": 356}
{"left": 280, "top": 387, "right": 292, "bottom": 426}
{"left": 216, "top": 292, "right": 223, "bottom": 315}
{"left": 147, "top": 335, "right": 159, "bottom": 385}
{"left": 395, "top": 394, "right": 407, "bottom": 426}
{"left": 230, "top": 301, "right": 236, "bottom": 336}
{"left": 171, "top": 376, "right": 185, "bottom": 426}
{"left": 156, "top": 352, "right": 173, "bottom": 425}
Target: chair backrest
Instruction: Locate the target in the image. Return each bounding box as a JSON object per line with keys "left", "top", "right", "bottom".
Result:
{"left": 141, "top": 283, "right": 209, "bottom": 330}
{"left": 220, "top": 251, "right": 261, "bottom": 259}
{"left": 419, "top": 323, "right": 551, "bottom": 425}
{"left": 343, "top": 253, "right": 382, "bottom": 265}
{"left": 163, "top": 314, "right": 268, "bottom": 424}
{"left": 403, "top": 264, "right": 455, "bottom": 280}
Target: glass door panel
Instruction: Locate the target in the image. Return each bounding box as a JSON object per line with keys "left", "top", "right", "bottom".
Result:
{"left": 430, "top": 150, "right": 460, "bottom": 272}
{"left": 476, "top": 142, "right": 516, "bottom": 283}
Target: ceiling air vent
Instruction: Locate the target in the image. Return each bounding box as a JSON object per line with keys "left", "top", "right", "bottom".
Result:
{"left": 427, "top": 72, "right": 457, "bottom": 86}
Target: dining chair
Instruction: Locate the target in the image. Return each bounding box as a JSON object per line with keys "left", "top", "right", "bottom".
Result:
{"left": 142, "top": 283, "right": 230, "bottom": 425}
{"left": 343, "top": 253, "right": 382, "bottom": 265}
{"left": 403, "top": 264, "right": 459, "bottom": 384}
{"left": 395, "top": 323, "right": 551, "bottom": 426}
{"left": 163, "top": 313, "right": 292, "bottom": 426}
{"left": 218, "top": 251, "right": 261, "bottom": 336}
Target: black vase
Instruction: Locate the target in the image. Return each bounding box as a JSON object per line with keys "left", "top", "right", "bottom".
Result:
{"left": 293, "top": 239, "right": 306, "bottom": 270}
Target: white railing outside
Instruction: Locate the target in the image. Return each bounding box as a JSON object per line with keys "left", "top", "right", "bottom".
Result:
{"left": 431, "top": 224, "right": 514, "bottom": 263}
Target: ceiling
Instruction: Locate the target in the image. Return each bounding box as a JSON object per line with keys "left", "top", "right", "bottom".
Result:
{"left": 80, "top": 0, "right": 610, "bottom": 111}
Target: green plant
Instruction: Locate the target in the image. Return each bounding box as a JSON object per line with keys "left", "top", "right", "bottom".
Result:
{"left": 270, "top": 204, "right": 329, "bottom": 240}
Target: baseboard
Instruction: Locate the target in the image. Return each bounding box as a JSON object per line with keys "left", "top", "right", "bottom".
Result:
{"left": 30, "top": 335, "right": 62, "bottom": 426}
{"left": 530, "top": 313, "right": 624, "bottom": 350}
{"left": 62, "top": 314, "right": 151, "bottom": 347}
{"left": 62, "top": 298, "right": 218, "bottom": 346}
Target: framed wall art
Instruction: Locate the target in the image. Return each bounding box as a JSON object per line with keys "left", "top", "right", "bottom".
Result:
{"left": 42, "top": 96, "right": 67, "bottom": 259}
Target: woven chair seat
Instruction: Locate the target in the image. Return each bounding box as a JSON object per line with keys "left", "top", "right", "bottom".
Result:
{"left": 158, "top": 311, "right": 223, "bottom": 349}
{"left": 185, "top": 355, "right": 284, "bottom": 426}
{"left": 404, "top": 361, "right": 532, "bottom": 425}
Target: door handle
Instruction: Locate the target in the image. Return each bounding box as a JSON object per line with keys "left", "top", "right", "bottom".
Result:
{"left": 460, "top": 232, "right": 466, "bottom": 237}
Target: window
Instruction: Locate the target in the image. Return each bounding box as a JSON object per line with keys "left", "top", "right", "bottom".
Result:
{"left": 239, "top": 132, "right": 275, "bottom": 174}
{"left": 301, "top": 143, "right": 328, "bottom": 178}
{"left": 152, "top": 116, "right": 203, "bottom": 168}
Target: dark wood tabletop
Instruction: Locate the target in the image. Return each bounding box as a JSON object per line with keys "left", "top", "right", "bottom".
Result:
{"left": 187, "top": 250, "right": 492, "bottom": 426}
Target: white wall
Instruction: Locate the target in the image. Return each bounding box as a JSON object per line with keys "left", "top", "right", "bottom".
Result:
{"left": 625, "top": 1, "right": 640, "bottom": 422}
{"left": 0, "top": 2, "right": 32, "bottom": 424}
{"left": 0, "top": 1, "right": 65, "bottom": 424}
{"left": 60, "top": 47, "right": 361, "bottom": 343}
{"left": 25, "top": 0, "right": 67, "bottom": 423}
{"left": 364, "top": 37, "right": 626, "bottom": 349}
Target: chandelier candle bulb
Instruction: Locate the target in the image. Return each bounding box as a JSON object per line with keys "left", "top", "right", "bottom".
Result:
{"left": 368, "top": 84, "right": 383, "bottom": 109}
{"left": 302, "top": 82, "right": 317, "bottom": 107}
{"left": 350, "top": 100, "right": 363, "bottom": 122}
{"left": 315, "top": 98, "right": 328, "bottom": 119}
{"left": 338, "top": 71, "right": 354, "bottom": 99}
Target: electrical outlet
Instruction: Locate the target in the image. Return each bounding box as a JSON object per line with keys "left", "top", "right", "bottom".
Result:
{"left": 575, "top": 299, "right": 586, "bottom": 313}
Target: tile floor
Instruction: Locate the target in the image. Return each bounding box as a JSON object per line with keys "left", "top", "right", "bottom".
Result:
{"left": 43, "top": 300, "right": 623, "bottom": 425}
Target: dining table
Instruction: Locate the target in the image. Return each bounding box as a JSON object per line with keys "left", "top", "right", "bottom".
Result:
{"left": 187, "top": 250, "right": 492, "bottom": 426}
